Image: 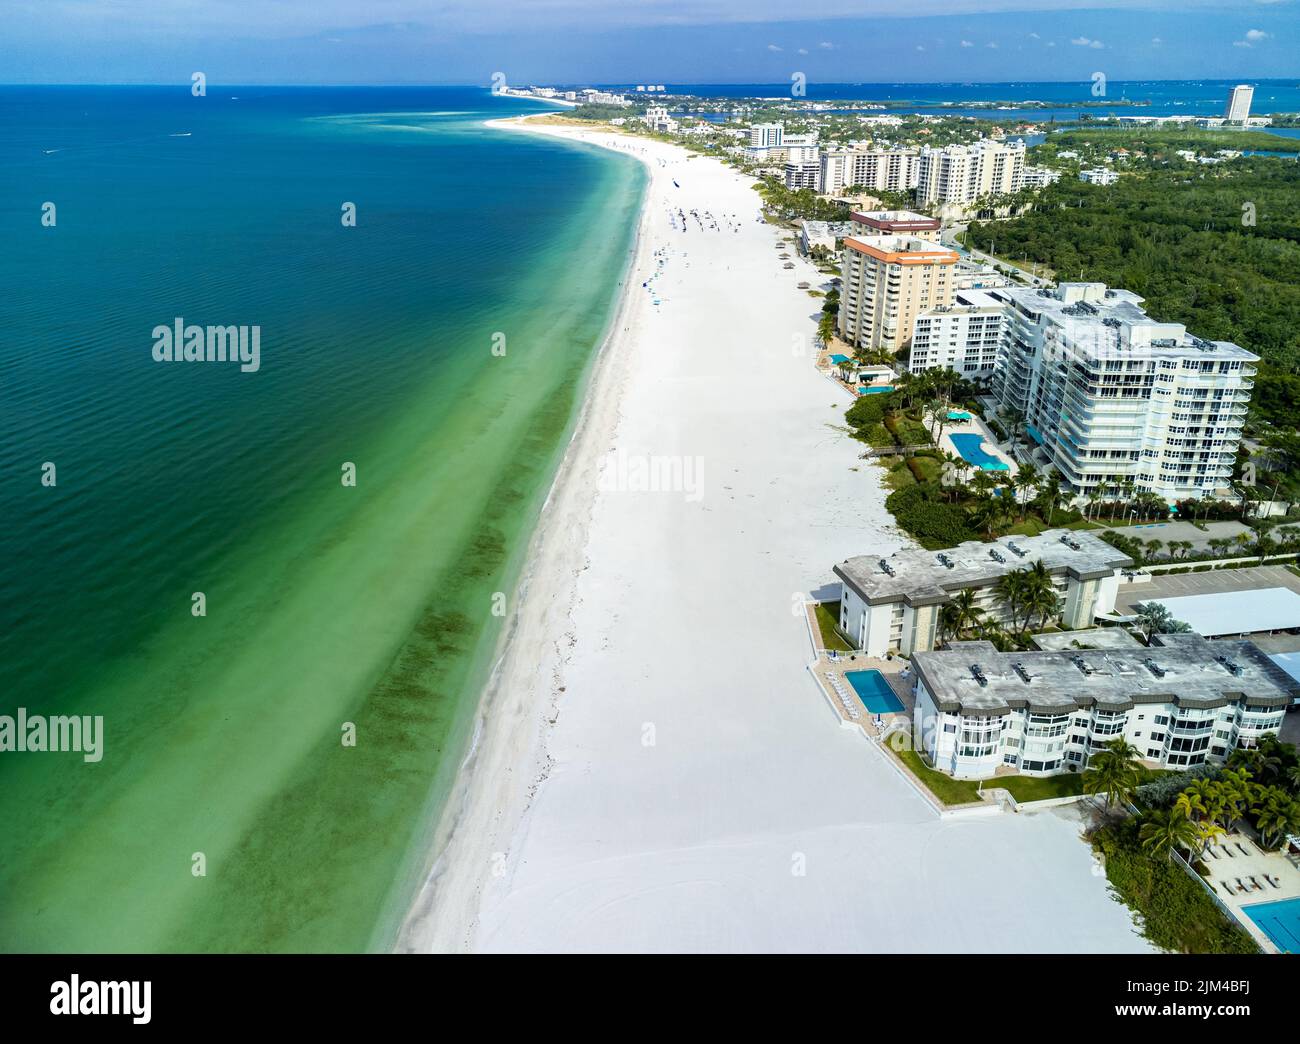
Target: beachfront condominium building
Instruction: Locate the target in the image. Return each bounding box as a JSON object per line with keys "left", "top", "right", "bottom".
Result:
{"left": 907, "top": 289, "right": 1006, "bottom": 379}
{"left": 783, "top": 144, "right": 822, "bottom": 189}
{"left": 911, "top": 630, "right": 1294, "bottom": 779}
{"left": 834, "top": 529, "right": 1132, "bottom": 657}
{"left": 991, "top": 282, "right": 1257, "bottom": 502}
{"left": 1225, "top": 84, "right": 1254, "bottom": 124}
{"left": 820, "top": 148, "right": 920, "bottom": 196}
{"left": 849, "top": 209, "right": 941, "bottom": 242}
{"left": 838, "top": 235, "right": 958, "bottom": 355}
{"left": 916, "top": 140, "right": 1026, "bottom": 205}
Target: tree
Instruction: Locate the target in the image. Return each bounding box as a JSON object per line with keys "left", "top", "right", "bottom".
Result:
{"left": 1253, "top": 789, "right": 1300, "bottom": 849}
{"left": 1139, "top": 806, "right": 1202, "bottom": 859}
{"left": 1085, "top": 738, "right": 1143, "bottom": 809}
{"left": 946, "top": 587, "right": 985, "bottom": 638}
{"left": 994, "top": 570, "right": 1028, "bottom": 632}
{"left": 1132, "top": 602, "right": 1191, "bottom": 641}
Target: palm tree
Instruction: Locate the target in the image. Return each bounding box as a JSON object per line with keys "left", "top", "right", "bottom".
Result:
{"left": 1139, "top": 806, "right": 1202, "bottom": 859}
{"left": 947, "top": 587, "right": 984, "bottom": 639}
{"left": 1027, "top": 586, "right": 1062, "bottom": 631}
{"left": 1084, "top": 738, "right": 1143, "bottom": 809}
{"left": 994, "top": 570, "right": 1027, "bottom": 633}
{"left": 1145, "top": 538, "right": 1164, "bottom": 560}
{"left": 1253, "top": 789, "right": 1300, "bottom": 849}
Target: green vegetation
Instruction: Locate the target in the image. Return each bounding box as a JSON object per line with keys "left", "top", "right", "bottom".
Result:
{"left": 998, "top": 773, "right": 1084, "bottom": 802}
{"left": 844, "top": 372, "right": 1084, "bottom": 559}
{"left": 884, "top": 739, "right": 984, "bottom": 806}
{"left": 1086, "top": 736, "right": 1300, "bottom": 952}
{"left": 755, "top": 178, "right": 851, "bottom": 223}
{"left": 1090, "top": 817, "right": 1259, "bottom": 953}
{"left": 814, "top": 601, "right": 853, "bottom": 653}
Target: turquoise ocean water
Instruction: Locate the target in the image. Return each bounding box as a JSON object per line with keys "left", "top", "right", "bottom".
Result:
{"left": 0, "top": 87, "right": 643, "bottom": 951}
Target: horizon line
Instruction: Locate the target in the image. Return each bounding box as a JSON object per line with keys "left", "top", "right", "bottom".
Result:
{"left": 1, "top": 76, "right": 1293, "bottom": 89}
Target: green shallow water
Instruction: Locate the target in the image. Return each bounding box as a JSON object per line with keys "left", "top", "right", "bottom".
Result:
{"left": 0, "top": 88, "right": 643, "bottom": 951}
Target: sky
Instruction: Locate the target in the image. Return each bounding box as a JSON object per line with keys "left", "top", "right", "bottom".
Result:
{"left": 1, "top": 1, "right": 1297, "bottom": 85}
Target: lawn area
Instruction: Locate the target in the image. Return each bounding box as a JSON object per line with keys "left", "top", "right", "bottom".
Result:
{"left": 814, "top": 601, "right": 854, "bottom": 653}
{"left": 997, "top": 772, "right": 1084, "bottom": 802}
{"left": 886, "top": 742, "right": 984, "bottom": 806}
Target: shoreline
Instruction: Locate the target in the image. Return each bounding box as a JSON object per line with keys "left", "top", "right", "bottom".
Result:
{"left": 397, "top": 114, "right": 1149, "bottom": 954}
{"left": 394, "top": 113, "right": 653, "bottom": 951}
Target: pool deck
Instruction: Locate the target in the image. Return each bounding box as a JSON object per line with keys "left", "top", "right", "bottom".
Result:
{"left": 807, "top": 643, "right": 915, "bottom": 737}
{"left": 935, "top": 411, "right": 1018, "bottom": 478}
{"left": 1194, "top": 832, "right": 1300, "bottom": 953}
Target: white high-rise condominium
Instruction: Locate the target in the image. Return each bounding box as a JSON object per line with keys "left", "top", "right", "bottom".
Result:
{"left": 1225, "top": 84, "right": 1254, "bottom": 123}
{"left": 819, "top": 148, "right": 920, "bottom": 195}
{"left": 992, "top": 283, "right": 1257, "bottom": 503}
{"left": 749, "top": 123, "right": 784, "bottom": 149}
{"left": 915, "top": 139, "right": 1025, "bottom": 204}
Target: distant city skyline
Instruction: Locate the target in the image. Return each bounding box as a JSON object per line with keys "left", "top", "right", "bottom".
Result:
{"left": 2, "top": 2, "right": 1297, "bottom": 85}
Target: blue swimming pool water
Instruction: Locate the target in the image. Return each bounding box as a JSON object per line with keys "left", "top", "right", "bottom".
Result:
{"left": 1243, "top": 897, "right": 1300, "bottom": 953}
{"left": 845, "top": 670, "right": 905, "bottom": 714}
{"left": 858, "top": 385, "right": 894, "bottom": 395}
{"left": 951, "top": 433, "right": 1009, "bottom": 471}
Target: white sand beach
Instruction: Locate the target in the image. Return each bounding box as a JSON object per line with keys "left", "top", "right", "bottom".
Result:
{"left": 396, "top": 116, "right": 1150, "bottom": 953}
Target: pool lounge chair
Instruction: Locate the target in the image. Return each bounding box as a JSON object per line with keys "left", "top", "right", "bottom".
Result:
{"left": 1220, "top": 881, "right": 1236, "bottom": 895}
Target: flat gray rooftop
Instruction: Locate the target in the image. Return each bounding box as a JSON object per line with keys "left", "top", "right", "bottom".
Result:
{"left": 993, "top": 283, "right": 1258, "bottom": 363}
{"left": 913, "top": 632, "right": 1299, "bottom": 716}
{"left": 836, "top": 528, "right": 1132, "bottom": 607}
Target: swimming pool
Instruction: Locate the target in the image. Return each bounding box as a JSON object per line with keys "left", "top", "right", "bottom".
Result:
{"left": 1243, "top": 897, "right": 1300, "bottom": 953}
{"left": 858, "top": 385, "right": 894, "bottom": 395}
{"left": 845, "top": 670, "right": 905, "bottom": 714}
{"left": 951, "top": 433, "right": 1009, "bottom": 471}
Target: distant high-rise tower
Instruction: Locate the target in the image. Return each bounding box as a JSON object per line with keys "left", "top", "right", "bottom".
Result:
{"left": 1225, "top": 84, "right": 1254, "bottom": 123}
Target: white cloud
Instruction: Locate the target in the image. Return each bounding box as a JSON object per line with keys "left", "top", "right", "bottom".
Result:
{"left": 916, "top": 44, "right": 926, "bottom": 51}
{"left": 987, "top": 41, "right": 999, "bottom": 48}
{"left": 1234, "top": 28, "right": 1270, "bottom": 47}
{"left": 767, "top": 43, "right": 782, "bottom": 51}
{"left": 1071, "top": 36, "right": 1105, "bottom": 48}
{"left": 1151, "top": 36, "right": 1162, "bottom": 45}
{"left": 818, "top": 41, "right": 834, "bottom": 50}
{"left": 961, "top": 39, "right": 974, "bottom": 47}
{"left": 797, "top": 47, "right": 808, "bottom": 54}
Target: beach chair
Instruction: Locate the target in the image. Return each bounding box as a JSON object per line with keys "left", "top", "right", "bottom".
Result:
{"left": 1221, "top": 881, "right": 1236, "bottom": 895}
{"left": 1236, "top": 842, "right": 1253, "bottom": 857}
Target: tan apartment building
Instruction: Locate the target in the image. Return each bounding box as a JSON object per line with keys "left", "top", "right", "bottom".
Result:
{"left": 838, "top": 235, "right": 958, "bottom": 355}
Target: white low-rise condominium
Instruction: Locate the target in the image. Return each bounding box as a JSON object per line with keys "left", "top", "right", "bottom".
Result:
{"left": 820, "top": 147, "right": 920, "bottom": 196}
{"left": 834, "top": 529, "right": 1132, "bottom": 657}
{"left": 911, "top": 630, "right": 1295, "bottom": 779}
{"left": 1079, "top": 167, "right": 1119, "bottom": 186}
{"left": 907, "top": 289, "right": 1006, "bottom": 379}
{"left": 915, "top": 139, "right": 1025, "bottom": 204}
{"left": 992, "top": 282, "right": 1257, "bottom": 502}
